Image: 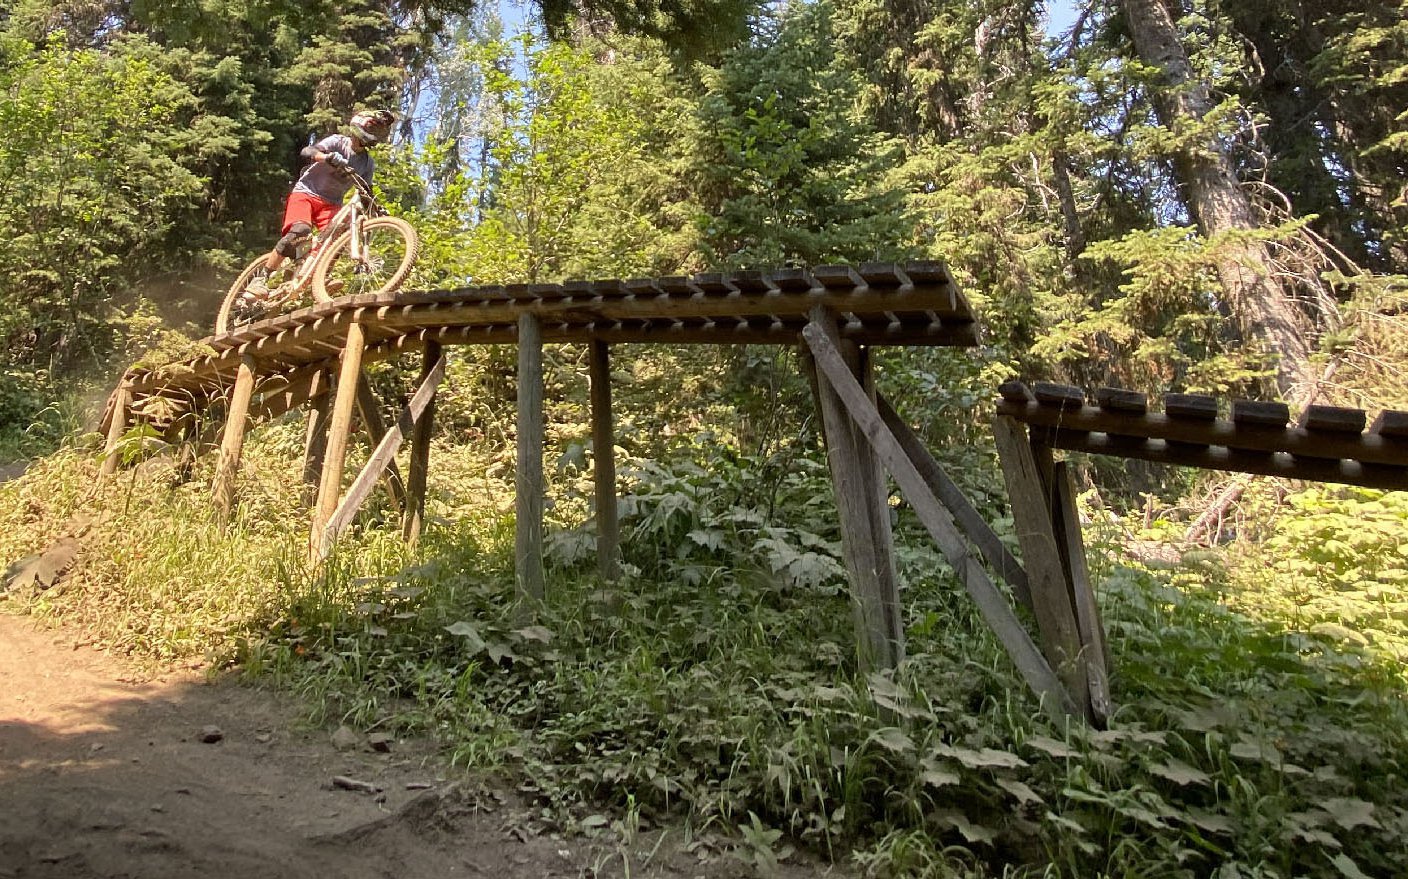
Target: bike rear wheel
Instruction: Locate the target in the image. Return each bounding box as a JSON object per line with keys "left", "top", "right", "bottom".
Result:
{"left": 216, "top": 256, "right": 277, "bottom": 336}
{"left": 311, "top": 216, "right": 419, "bottom": 301}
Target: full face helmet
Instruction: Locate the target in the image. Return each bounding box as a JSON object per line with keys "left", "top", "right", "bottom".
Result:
{"left": 349, "top": 109, "right": 394, "bottom": 146}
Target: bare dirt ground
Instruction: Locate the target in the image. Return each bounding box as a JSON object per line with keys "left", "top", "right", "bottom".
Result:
{"left": 0, "top": 612, "right": 835, "bottom": 879}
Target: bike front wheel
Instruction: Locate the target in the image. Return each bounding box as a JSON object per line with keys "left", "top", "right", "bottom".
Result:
{"left": 310, "top": 216, "right": 419, "bottom": 302}
{"left": 216, "top": 255, "right": 277, "bottom": 336}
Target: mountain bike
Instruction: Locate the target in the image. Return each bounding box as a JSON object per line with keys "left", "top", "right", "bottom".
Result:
{"left": 215, "top": 170, "right": 419, "bottom": 335}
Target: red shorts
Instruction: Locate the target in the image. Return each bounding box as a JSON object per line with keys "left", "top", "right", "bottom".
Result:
{"left": 282, "top": 191, "right": 339, "bottom": 234}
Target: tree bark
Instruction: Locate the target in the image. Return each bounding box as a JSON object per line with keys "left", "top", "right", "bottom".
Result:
{"left": 1121, "top": 0, "right": 1312, "bottom": 395}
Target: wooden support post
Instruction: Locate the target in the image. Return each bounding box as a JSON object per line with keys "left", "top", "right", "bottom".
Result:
{"left": 992, "top": 414, "right": 1093, "bottom": 720}
{"left": 212, "top": 357, "right": 258, "bottom": 525}
{"left": 516, "top": 313, "right": 546, "bottom": 601}
{"left": 318, "top": 348, "right": 447, "bottom": 558}
{"left": 803, "top": 321, "right": 1075, "bottom": 717}
{"left": 100, "top": 384, "right": 131, "bottom": 477}
{"left": 803, "top": 309, "right": 902, "bottom": 671}
{"left": 302, "top": 379, "right": 331, "bottom": 509}
{"left": 311, "top": 322, "right": 366, "bottom": 560}
{"left": 875, "top": 393, "right": 1033, "bottom": 611}
{"left": 589, "top": 340, "right": 619, "bottom": 581}
{"left": 1052, "top": 462, "right": 1112, "bottom": 725}
{"left": 856, "top": 347, "right": 904, "bottom": 660}
{"left": 403, "top": 341, "right": 441, "bottom": 545}
{"left": 354, "top": 375, "right": 407, "bottom": 514}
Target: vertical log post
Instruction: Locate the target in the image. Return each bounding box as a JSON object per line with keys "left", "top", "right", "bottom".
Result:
{"left": 589, "top": 340, "right": 619, "bottom": 581}
{"left": 992, "top": 414, "right": 1093, "bottom": 719}
{"left": 212, "top": 356, "right": 257, "bottom": 525}
{"left": 1052, "top": 462, "right": 1113, "bottom": 724}
{"left": 516, "top": 313, "right": 546, "bottom": 602}
{"left": 402, "top": 341, "right": 441, "bottom": 545}
{"left": 803, "top": 308, "right": 902, "bottom": 671}
{"left": 301, "top": 370, "right": 331, "bottom": 509}
{"left": 310, "top": 322, "right": 366, "bottom": 560}
{"left": 856, "top": 347, "right": 904, "bottom": 659}
{"left": 100, "top": 384, "right": 131, "bottom": 477}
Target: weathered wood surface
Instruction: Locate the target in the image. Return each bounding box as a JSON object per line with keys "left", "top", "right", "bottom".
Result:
{"left": 101, "top": 263, "right": 976, "bottom": 440}
{"left": 318, "top": 347, "right": 447, "bottom": 558}
{"left": 996, "top": 382, "right": 1408, "bottom": 486}
{"left": 804, "top": 315, "right": 903, "bottom": 672}
{"left": 516, "top": 313, "right": 546, "bottom": 602}
{"left": 310, "top": 322, "right": 366, "bottom": 559}
{"left": 589, "top": 341, "right": 619, "bottom": 582}
{"left": 804, "top": 319, "right": 1076, "bottom": 717}
{"left": 211, "top": 357, "right": 257, "bottom": 523}
{"left": 403, "top": 342, "right": 441, "bottom": 544}
{"left": 1052, "top": 462, "right": 1111, "bottom": 726}
{"left": 991, "top": 415, "right": 1092, "bottom": 719}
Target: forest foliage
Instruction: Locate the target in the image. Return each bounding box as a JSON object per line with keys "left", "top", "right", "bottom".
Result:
{"left": 1, "top": 0, "right": 1407, "bottom": 876}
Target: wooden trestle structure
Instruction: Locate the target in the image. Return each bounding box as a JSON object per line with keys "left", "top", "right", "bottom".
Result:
{"left": 98, "top": 263, "right": 1408, "bottom": 726}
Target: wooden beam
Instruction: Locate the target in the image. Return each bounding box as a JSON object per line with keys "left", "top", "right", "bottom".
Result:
{"left": 1052, "top": 462, "right": 1112, "bottom": 726}
{"left": 212, "top": 357, "right": 257, "bottom": 525}
{"left": 310, "top": 322, "right": 366, "bottom": 560}
{"left": 302, "top": 381, "right": 330, "bottom": 509}
{"left": 354, "top": 374, "right": 407, "bottom": 514}
{"left": 856, "top": 347, "right": 905, "bottom": 661}
{"left": 516, "top": 313, "right": 546, "bottom": 601}
{"left": 319, "top": 346, "right": 447, "bottom": 558}
{"left": 803, "top": 324, "right": 899, "bottom": 672}
{"left": 100, "top": 384, "right": 131, "bottom": 477}
{"left": 589, "top": 340, "right": 619, "bottom": 581}
{"left": 875, "top": 393, "right": 1033, "bottom": 611}
{"left": 991, "top": 415, "right": 1092, "bottom": 720}
{"left": 802, "top": 321, "right": 1074, "bottom": 716}
{"left": 403, "top": 341, "right": 441, "bottom": 545}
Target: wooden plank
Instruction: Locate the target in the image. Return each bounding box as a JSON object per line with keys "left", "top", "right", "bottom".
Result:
{"left": 1370, "top": 410, "right": 1408, "bottom": 439}
{"left": 995, "top": 400, "right": 1408, "bottom": 468}
{"left": 310, "top": 322, "right": 366, "bottom": 560}
{"left": 100, "top": 384, "right": 131, "bottom": 477}
{"left": 1033, "top": 382, "right": 1085, "bottom": 409}
{"left": 803, "top": 319, "right": 1075, "bottom": 716}
{"left": 354, "top": 374, "right": 407, "bottom": 514}
{"left": 999, "top": 381, "right": 1034, "bottom": 404}
{"left": 320, "top": 347, "right": 447, "bottom": 557}
{"left": 589, "top": 341, "right": 620, "bottom": 582}
{"left": 212, "top": 357, "right": 257, "bottom": 525}
{"left": 803, "top": 314, "right": 901, "bottom": 672}
{"left": 516, "top": 313, "right": 546, "bottom": 602}
{"left": 1231, "top": 399, "right": 1289, "bottom": 427}
{"left": 1095, "top": 386, "right": 1148, "bottom": 414}
{"left": 402, "top": 342, "right": 442, "bottom": 545}
{"left": 1300, "top": 404, "right": 1367, "bottom": 433}
{"left": 876, "top": 393, "right": 1033, "bottom": 611}
{"left": 1164, "top": 393, "right": 1218, "bottom": 420}
{"left": 991, "top": 415, "right": 1091, "bottom": 719}
{"left": 1051, "top": 462, "right": 1112, "bottom": 726}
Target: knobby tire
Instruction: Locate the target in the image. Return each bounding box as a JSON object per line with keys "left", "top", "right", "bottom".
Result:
{"left": 215, "top": 255, "right": 275, "bottom": 336}
{"left": 311, "top": 216, "right": 419, "bottom": 302}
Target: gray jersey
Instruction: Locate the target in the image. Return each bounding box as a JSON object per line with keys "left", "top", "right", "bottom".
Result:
{"left": 292, "top": 134, "right": 374, "bottom": 204}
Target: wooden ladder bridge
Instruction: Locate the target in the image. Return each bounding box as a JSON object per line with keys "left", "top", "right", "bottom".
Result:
{"left": 100, "top": 263, "right": 1408, "bottom": 725}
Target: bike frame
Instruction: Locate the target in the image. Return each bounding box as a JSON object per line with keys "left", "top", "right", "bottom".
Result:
{"left": 283, "top": 196, "right": 362, "bottom": 293}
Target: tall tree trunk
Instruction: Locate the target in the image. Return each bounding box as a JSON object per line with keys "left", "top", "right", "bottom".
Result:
{"left": 1121, "top": 0, "right": 1312, "bottom": 395}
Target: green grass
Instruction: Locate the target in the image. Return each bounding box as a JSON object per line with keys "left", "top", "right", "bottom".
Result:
{"left": 3, "top": 429, "right": 1406, "bottom": 877}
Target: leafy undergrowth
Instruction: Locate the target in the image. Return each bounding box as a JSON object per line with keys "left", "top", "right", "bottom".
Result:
{"left": 3, "top": 431, "right": 1406, "bottom": 878}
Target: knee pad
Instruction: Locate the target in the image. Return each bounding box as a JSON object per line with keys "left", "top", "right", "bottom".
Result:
{"left": 275, "top": 222, "right": 314, "bottom": 258}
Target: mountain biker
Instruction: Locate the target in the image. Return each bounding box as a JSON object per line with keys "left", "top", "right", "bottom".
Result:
{"left": 241, "top": 109, "right": 395, "bottom": 303}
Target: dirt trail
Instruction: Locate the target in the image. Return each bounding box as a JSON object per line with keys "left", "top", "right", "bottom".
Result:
{"left": 0, "top": 613, "right": 815, "bottom": 879}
